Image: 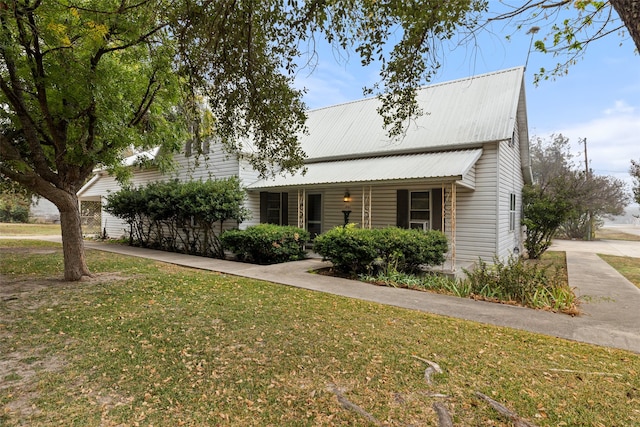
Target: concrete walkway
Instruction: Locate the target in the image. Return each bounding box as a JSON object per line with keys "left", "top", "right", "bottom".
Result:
{"left": 3, "top": 235, "right": 638, "bottom": 353}
{"left": 73, "top": 238, "right": 640, "bottom": 355}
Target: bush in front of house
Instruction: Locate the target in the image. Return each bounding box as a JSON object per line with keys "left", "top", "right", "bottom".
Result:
{"left": 221, "top": 224, "right": 310, "bottom": 264}
{"left": 312, "top": 225, "right": 379, "bottom": 275}
{"left": 104, "top": 177, "right": 249, "bottom": 258}
{"left": 313, "top": 225, "right": 448, "bottom": 276}
{"left": 371, "top": 227, "right": 448, "bottom": 274}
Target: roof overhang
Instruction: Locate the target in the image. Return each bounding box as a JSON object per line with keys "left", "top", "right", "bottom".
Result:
{"left": 246, "top": 149, "right": 483, "bottom": 190}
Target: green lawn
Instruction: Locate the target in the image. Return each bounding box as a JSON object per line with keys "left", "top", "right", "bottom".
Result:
{"left": 599, "top": 254, "right": 640, "bottom": 289}
{"left": 1, "top": 240, "right": 639, "bottom": 426}
{"left": 0, "top": 222, "right": 61, "bottom": 236}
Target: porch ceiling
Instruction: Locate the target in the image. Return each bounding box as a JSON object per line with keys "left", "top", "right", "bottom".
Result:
{"left": 247, "top": 149, "right": 482, "bottom": 190}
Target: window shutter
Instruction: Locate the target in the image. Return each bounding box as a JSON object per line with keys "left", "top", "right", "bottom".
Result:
{"left": 281, "top": 192, "right": 289, "bottom": 225}
{"left": 396, "top": 190, "right": 409, "bottom": 228}
{"left": 260, "top": 192, "right": 268, "bottom": 223}
{"left": 432, "top": 188, "right": 443, "bottom": 231}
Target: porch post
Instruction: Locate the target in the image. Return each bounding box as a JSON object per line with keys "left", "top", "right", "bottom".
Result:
{"left": 451, "top": 182, "right": 457, "bottom": 271}
{"left": 362, "top": 186, "right": 372, "bottom": 229}
{"left": 297, "top": 189, "right": 306, "bottom": 229}
{"left": 441, "top": 183, "right": 445, "bottom": 231}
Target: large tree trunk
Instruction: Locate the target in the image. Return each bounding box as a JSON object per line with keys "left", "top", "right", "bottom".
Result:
{"left": 611, "top": 0, "right": 640, "bottom": 52}
{"left": 55, "top": 191, "right": 92, "bottom": 281}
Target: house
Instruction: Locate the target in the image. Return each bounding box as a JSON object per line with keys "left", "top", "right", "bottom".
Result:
{"left": 78, "top": 66, "right": 532, "bottom": 273}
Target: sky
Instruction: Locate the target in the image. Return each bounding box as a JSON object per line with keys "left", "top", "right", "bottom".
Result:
{"left": 292, "top": 3, "right": 640, "bottom": 207}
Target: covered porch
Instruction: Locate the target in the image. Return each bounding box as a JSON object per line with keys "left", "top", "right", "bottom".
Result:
{"left": 247, "top": 149, "right": 483, "bottom": 273}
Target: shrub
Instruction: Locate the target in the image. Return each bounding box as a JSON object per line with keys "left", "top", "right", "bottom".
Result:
{"left": 105, "top": 178, "right": 249, "bottom": 257}
{"left": 313, "top": 225, "right": 378, "bottom": 275}
{"left": 463, "top": 256, "right": 576, "bottom": 312}
{"left": 522, "top": 183, "right": 572, "bottom": 259}
{"left": 221, "top": 224, "right": 310, "bottom": 264}
{"left": 372, "top": 227, "right": 448, "bottom": 274}
{"left": 314, "top": 225, "right": 448, "bottom": 276}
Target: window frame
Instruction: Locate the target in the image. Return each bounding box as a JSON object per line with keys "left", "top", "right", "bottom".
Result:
{"left": 409, "top": 190, "right": 431, "bottom": 231}
{"left": 509, "top": 193, "right": 517, "bottom": 232}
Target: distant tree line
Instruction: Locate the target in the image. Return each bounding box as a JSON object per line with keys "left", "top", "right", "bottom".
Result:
{"left": 523, "top": 134, "right": 629, "bottom": 258}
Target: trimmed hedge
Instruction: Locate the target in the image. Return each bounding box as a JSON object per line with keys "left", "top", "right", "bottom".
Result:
{"left": 312, "top": 225, "right": 378, "bottom": 275}
{"left": 314, "top": 225, "right": 448, "bottom": 276}
{"left": 221, "top": 224, "right": 310, "bottom": 264}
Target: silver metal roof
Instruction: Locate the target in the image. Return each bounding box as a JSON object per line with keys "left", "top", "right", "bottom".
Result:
{"left": 247, "top": 149, "right": 482, "bottom": 189}
{"left": 300, "top": 67, "right": 525, "bottom": 161}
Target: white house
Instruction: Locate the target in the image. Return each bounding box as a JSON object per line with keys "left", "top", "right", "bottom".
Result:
{"left": 78, "top": 66, "right": 532, "bottom": 272}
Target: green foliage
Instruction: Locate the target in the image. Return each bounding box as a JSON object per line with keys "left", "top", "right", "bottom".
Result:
{"left": 501, "top": 1, "right": 636, "bottom": 83}
{"left": 314, "top": 225, "right": 448, "bottom": 276}
{"left": 0, "top": 175, "right": 32, "bottom": 223}
{"left": 463, "top": 256, "right": 576, "bottom": 312}
{"left": 221, "top": 224, "right": 310, "bottom": 265}
{"left": 527, "top": 135, "right": 629, "bottom": 244}
{"left": 104, "top": 178, "right": 248, "bottom": 257}
{"left": 313, "top": 225, "right": 379, "bottom": 275}
{"left": 372, "top": 227, "right": 448, "bottom": 274}
{"left": 522, "top": 183, "right": 573, "bottom": 259}
{"left": 0, "top": 200, "right": 29, "bottom": 223}
{"left": 631, "top": 159, "right": 640, "bottom": 206}
{"left": 360, "top": 270, "right": 464, "bottom": 295}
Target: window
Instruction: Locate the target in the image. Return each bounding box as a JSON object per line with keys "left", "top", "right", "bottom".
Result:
{"left": 185, "top": 136, "right": 210, "bottom": 157}
{"left": 509, "top": 193, "right": 516, "bottom": 231}
{"left": 260, "top": 192, "right": 288, "bottom": 225}
{"left": 409, "top": 191, "right": 430, "bottom": 230}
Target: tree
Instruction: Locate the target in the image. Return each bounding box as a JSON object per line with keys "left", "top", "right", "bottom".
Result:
{"left": 0, "top": 0, "right": 487, "bottom": 280}
{"left": 1, "top": 1, "right": 639, "bottom": 281}
{"left": 526, "top": 134, "right": 629, "bottom": 246}
{"left": 522, "top": 182, "right": 573, "bottom": 259}
{"left": 631, "top": 159, "right": 640, "bottom": 205}
{"left": 487, "top": 1, "right": 640, "bottom": 82}
{"left": 0, "top": 174, "right": 32, "bottom": 222}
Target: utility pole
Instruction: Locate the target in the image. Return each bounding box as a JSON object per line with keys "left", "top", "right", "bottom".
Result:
{"left": 582, "top": 138, "right": 593, "bottom": 241}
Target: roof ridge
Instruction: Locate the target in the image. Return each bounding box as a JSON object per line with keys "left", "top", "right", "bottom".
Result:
{"left": 307, "top": 66, "right": 525, "bottom": 112}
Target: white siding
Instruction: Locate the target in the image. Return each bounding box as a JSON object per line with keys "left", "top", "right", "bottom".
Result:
{"left": 238, "top": 159, "right": 261, "bottom": 228}
{"left": 496, "top": 122, "right": 526, "bottom": 260}
{"left": 455, "top": 143, "right": 499, "bottom": 264}
{"left": 79, "top": 143, "right": 244, "bottom": 238}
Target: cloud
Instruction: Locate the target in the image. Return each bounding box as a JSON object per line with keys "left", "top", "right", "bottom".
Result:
{"left": 550, "top": 100, "right": 640, "bottom": 197}
{"left": 604, "top": 100, "right": 635, "bottom": 115}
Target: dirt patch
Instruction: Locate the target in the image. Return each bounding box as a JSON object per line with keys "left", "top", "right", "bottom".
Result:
{"left": 1, "top": 272, "right": 131, "bottom": 300}
{"left": 0, "top": 264, "right": 134, "bottom": 421}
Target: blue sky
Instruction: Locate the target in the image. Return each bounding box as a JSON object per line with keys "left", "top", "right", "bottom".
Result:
{"left": 293, "top": 4, "right": 640, "bottom": 202}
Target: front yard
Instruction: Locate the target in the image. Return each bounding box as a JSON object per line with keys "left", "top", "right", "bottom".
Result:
{"left": 1, "top": 240, "right": 638, "bottom": 426}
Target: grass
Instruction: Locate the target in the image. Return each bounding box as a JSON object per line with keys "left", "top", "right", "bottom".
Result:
{"left": 1, "top": 240, "right": 639, "bottom": 426}
{"left": 595, "top": 227, "right": 640, "bottom": 242}
{"left": 598, "top": 254, "right": 640, "bottom": 289}
{"left": 0, "top": 222, "right": 61, "bottom": 236}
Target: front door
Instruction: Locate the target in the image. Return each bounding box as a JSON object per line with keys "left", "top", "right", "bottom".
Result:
{"left": 307, "top": 194, "right": 322, "bottom": 239}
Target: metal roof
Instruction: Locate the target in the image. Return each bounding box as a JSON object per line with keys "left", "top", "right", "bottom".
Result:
{"left": 246, "top": 149, "right": 482, "bottom": 189}
{"left": 300, "top": 67, "right": 525, "bottom": 161}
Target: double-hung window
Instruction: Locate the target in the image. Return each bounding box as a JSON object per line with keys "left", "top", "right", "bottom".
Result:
{"left": 409, "top": 191, "right": 430, "bottom": 230}
{"left": 509, "top": 193, "right": 517, "bottom": 231}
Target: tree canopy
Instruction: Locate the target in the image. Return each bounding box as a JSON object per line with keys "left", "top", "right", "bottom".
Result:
{"left": 487, "top": 1, "right": 639, "bottom": 83}
{"left": 0, "top": 0, "right": 638, "bottom": 280}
